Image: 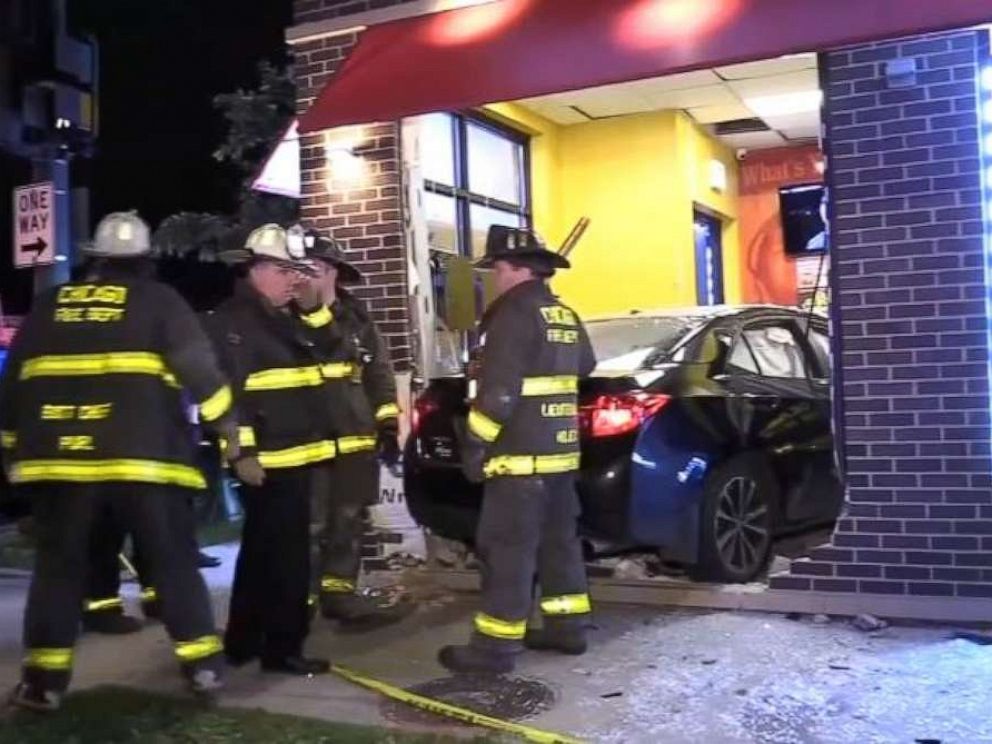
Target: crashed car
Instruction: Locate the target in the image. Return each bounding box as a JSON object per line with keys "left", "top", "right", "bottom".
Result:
{"left": 405, "top": 305, "right": 842, "bottom": 582}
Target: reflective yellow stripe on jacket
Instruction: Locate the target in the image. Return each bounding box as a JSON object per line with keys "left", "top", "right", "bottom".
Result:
{"left": 520, "top": 375, "right": 577, "bottom": 397}
{"left": 24, "top": 647, "right": 73, "bottom": 671}
{"left": 257, "top": 440, "right": 337, "bottom": 469}
{"left": 468, "top": 409, "right": 502, "bottom": 443}
{"left": 244, "top": 363, "right": 357, "bottom": 391}
{"left": 375, "top": 403, "right": 400, "bottom": 422}
{"left": 299, "top": 305, "right": 333, "bottom": 328}
{"left": 0, "top": 430, "right": 16, "bottom": 449}
{"left": 338, "top": 435, "right": 377, "bottom": 455}
{"left": 483, "top": 453, "right": 580, "bottom": 479}
{"left": 9, "top": 459, "right": 206, "bottom": 489}
{"left": 198, "top": 385, "right": 232, "bottom": 422}
{"left": 19, "top": 352, "right": 178, "bottom": 386}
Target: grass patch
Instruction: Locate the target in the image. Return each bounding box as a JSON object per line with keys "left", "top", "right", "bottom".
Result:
{"left": 0, "top": 686, "right": 500, "bottom": 743}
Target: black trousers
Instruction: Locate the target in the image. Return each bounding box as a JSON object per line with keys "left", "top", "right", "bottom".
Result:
{"left": 225, "top": 468, "right": 311, "bottom": 661}
{"left": 311, "top": 452, "right": 378, "bottom": 595}
{"left": 85, "top": 502, "right": 148, "bottom": 614}
{"left": 472, "top": 473, "right": 591, "bottom": 652}
{"left": 22, "top": 483, "right": 221, "bottom": 692}
{"left": 86, "top": 495, "right": 203, "bottom": 614}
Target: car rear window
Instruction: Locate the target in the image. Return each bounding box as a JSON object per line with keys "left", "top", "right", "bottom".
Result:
{"left": 587, "top": 316, "right": 705, "bottom": 371}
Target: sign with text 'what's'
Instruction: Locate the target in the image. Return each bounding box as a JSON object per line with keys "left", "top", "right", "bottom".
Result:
{"left": 13, "top": 182, "right": 56, "bottom": 268}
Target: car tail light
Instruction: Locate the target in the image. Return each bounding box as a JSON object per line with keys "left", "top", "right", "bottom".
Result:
{"left": 579, "top": 393, "right": 671, "bottom": 438}
{"left": 411, "top": 395, "right": 439, "bottom": 435}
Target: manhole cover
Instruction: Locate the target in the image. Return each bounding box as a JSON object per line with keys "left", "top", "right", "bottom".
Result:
{"left": 382, "top": 675, "right": 556, "bottom": 727}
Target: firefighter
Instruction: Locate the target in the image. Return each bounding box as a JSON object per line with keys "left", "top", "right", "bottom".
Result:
{"left": 1, "top": 211, "right": 237, "bottom": 711}
{"left": 438, "top": 226, "right": 597, "bottom": 675}
{"left": 208, "top": 224, "right": 334, "bottom": 676}
{"left": 294, "top": 229, "right": 410, "bottom": 629}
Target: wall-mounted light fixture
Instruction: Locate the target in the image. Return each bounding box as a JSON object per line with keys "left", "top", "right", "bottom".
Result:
{"left": 709, "top": 159, "right": 728, "bottom": 193}
{"left": 323, "top": 128, "right": 373, "bottom": 188}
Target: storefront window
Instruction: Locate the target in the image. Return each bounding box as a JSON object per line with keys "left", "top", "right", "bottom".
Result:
{"left": 469, "top": 203, "right": 525, "bottom": 257}
{"left": 421, "top": 112, "right": 530, "bottom": 259}
{"left": 467, "top": 122, "right": 525, "bottom": 206}
{"left": 424, "top": 191, "right": 458, "bottom": 254}
{"left": 421, "top": 113, "right": 456, "bottom": 187}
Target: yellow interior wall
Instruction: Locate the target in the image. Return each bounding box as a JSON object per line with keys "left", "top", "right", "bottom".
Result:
{"left": 485, "top": 104, "right": 741, "bottom": 317}
{"left": 483, "top": 102, "right": 561, "bottom": 243}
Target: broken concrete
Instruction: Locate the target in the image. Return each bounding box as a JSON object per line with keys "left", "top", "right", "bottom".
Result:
{"left": 0, "top": 546, "right": 990, "bottom": 743}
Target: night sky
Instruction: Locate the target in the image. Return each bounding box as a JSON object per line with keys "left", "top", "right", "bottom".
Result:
{"left": 70, "top": 0, "right": 293, "bottom": 226}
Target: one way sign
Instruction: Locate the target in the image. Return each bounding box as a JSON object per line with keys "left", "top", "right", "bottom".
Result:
{"left": 13, "top": 182, "right": 56, "bottom": 268}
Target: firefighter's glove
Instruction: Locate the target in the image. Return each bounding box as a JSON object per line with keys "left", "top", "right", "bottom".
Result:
{"left": 377, "top": 429, "right": 401, "bottom": 470}
{"left": 453, "top": 419, "right": 485, "bottom": 484}
{"left": 233, "top": 456, "right": 266, "bottom": 487}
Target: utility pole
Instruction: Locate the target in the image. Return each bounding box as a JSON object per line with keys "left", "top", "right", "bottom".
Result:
{"left": 17, "top": 0, "right": 97, "bottom": 293}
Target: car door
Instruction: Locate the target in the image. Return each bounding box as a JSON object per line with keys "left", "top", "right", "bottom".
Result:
{"left": 721, "top": 315, "right": 835, "bottom": 525}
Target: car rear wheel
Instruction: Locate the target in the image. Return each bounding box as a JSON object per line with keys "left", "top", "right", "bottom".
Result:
{"left": 690, "top": 454, "right": 776, "bottom": 583}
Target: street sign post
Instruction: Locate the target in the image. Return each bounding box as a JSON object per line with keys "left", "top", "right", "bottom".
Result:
{"left": 13, "top": 181, "right": 56, "bottom": 268}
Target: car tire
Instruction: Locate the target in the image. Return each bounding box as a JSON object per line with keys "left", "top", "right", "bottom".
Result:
{"left": 689, "top": 453, "right": 777, "bottom": 584}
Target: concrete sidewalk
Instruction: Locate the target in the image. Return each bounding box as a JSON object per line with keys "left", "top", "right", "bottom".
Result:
{"left": 1, "top": 546, "right": 990, "bottom": 743}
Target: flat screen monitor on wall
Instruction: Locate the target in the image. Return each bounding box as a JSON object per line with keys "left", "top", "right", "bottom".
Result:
{"left": 779, "top": 183, "right": 827, "bottom": 255}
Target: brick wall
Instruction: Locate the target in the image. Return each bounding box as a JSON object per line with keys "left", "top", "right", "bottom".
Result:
{"left": 293, "top": 24, "right": 411, "bottom": 369}
{"left": 772, "top": 30, "right": 992, "bottom": 603}
{"left": 295, "top": 0, "right": 419, "bottom": 25}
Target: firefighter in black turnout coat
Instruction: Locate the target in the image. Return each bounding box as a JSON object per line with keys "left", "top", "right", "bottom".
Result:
{"left": 1, "top": 212, "right": 237, "bottom": 711}
{"left": 439, "top": 226, "right": 597, "bottom": 674}
{"left": 294, "top": 230, "right": 410, "bottom": 629}
{"left": 207, "top": 224, "right": 333, "bottom": 676}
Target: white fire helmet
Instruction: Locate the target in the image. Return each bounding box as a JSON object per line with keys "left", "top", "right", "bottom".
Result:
{"left": 85, "top": 211, "right": 151, "bottom": 257}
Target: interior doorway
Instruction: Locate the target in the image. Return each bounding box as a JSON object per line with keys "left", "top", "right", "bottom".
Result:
{"left": 693, "top": 208, "right": 725, "bottom": 306}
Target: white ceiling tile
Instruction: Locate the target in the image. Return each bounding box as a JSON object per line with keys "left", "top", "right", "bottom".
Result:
{"left": 760, "top": 111, "right": 822, "bottom": 131}
{"left": 626, "top": 70, "right": 723, "bottom": 93}
{"left": 642, "top": 84, "right": 738, "bottom": 110}
{"left": 715, "top": 55, "right": 817, "bottom": 80}
{"left": 689, "top": 102, "right": 755, "bottom": 124}
{"left": 727, "top": 69, "right": 820, "bottom": 99}
{"left": 577, "top": 97, "right": 655, "bottom": 119}
{"left": 717, "top": 131, "right": 787, "bottom": 150}
{"left": 781, "top": 126, "right": 822, "bottom": 142}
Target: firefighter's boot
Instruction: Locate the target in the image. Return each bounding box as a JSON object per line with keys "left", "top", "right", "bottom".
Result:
{"left": 8, "top": 683, "right": 62, "bottom": 713}
{"left": 321, "top": 591, "right": 413, "bottom": 631}
{"left": 523, "top": 627, "right": 587, "bottom": 656}
{"left": 438, "top": 644, "right": 515, "bottom": 675}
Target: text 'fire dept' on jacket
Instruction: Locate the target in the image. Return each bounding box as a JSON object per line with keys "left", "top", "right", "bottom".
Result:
{"left": 0, "top": 277, "right": 232, "bottom": 489}
{"left": 465, "top": 280, "right": 596, "bottom": 479}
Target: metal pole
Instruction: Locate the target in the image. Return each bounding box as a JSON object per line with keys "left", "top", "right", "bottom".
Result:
{"left": 31, "top": 150, "right": 72, "bottom": 294}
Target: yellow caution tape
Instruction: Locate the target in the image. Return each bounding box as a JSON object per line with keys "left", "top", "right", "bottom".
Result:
{"left": 330, "top": 664, "right": 584, "bottom": 744}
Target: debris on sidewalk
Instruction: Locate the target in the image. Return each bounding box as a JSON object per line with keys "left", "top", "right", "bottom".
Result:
{"left": 951, "top": 631, "right": 992, "bottom": 646}
{"left": 613, "top": 558, "right": 651, "bottom": 580}
{"left": 852, "top": 614, "right": 888, "bottom": 632}
{"left": 812, "top": 614, "right": 831, "bottom": 625}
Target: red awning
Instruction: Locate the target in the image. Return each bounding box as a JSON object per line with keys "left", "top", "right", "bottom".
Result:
{"left": 299, "top": 0, "right": 992, "bottom": 133}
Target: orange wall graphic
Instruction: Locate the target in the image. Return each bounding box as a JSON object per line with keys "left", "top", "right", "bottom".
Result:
{"left": 739, "top": 145, "right": 824, "bottom": 305}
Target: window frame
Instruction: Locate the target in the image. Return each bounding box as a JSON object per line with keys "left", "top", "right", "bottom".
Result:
{"left": 422, "top": 111, "right": 532, "bottom": 258}
{"left": 726, "top": 317, "right": 820, "bottom": 382}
